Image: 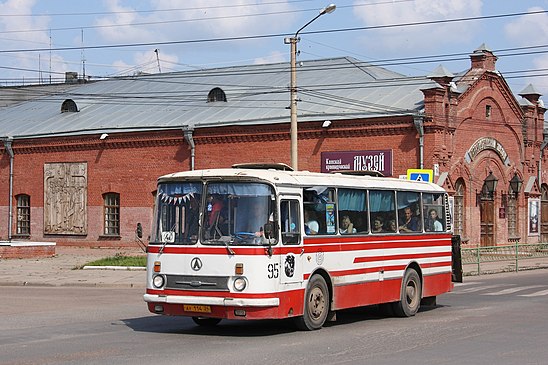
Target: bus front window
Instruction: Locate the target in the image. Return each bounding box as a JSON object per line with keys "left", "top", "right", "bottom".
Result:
{"left": 202, "top": 182, "right": 277, "bottom": 246}
{"left": 152, "top": 182, "right": 203, "bottom": 245}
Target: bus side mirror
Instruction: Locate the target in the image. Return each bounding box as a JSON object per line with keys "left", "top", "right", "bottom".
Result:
{"left": 263, "top": 222, "right": 274, "bottom": 239}
{"left": 136, "top": 223, "right": 143, "bottom": 239}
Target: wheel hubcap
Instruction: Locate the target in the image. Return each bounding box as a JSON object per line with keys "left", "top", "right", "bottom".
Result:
{"left": 309, "top": 287, "right": 325, "bottom": 319}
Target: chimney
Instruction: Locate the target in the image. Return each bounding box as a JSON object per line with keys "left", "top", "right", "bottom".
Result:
{"left": 470, "top": 43, "right": 497, "bottom": 71}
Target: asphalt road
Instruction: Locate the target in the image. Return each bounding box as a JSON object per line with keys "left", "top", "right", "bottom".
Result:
{"left": 1, "top": 269, "right": 547, "bottom": 365}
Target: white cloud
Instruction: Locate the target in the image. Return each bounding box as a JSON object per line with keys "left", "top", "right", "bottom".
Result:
{"left": 96, "top": 0, "right": 295, "bottom": 43}
{"left": 254, "top": 51, "right": 286, "bottom": 65}
{"left": 504, "top": 7, "right": 548, "bottom": 42}
{"left": 352, "top": 0, "right": 482, "bottom": 53}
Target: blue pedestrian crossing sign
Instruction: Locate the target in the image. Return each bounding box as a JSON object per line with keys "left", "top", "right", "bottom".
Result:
{"left": 407, "top": 169, "right": 433, "bottom": 183}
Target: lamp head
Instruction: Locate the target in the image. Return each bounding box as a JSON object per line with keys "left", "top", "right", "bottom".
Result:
{"left": 321, "top": 4, "right": 336, "bottom": 15}
{"left": 322, "top": 120, "right": 332, "bottom": 128}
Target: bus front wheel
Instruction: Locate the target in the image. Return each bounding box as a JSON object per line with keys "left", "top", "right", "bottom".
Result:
{"left": 294, "top": 275, "right": 329, "bottom": 331}
{"left": 392, "top": 268, "right": 421, "bottom": 317}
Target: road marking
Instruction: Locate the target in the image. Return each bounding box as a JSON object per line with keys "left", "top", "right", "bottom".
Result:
{"left": 453, "top": 282, "right": 478, "bottom": 287}
{"left": 482, "top": 285, "right": 546, "bottom": 295}
{"left": 455, "top": 284, "right": 512, "bottom": 293}
{"left": 518, "top": 289, "right": 548, "bottom": 297}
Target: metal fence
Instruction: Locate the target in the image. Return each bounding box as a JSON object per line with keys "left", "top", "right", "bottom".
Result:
{"left": 461, "top": 243, "right": 548, "bottom": 275}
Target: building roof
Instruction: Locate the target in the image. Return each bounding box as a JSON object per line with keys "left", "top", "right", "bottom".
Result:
{"left": 0, "top": 57, "right": 438, "bottom": 140}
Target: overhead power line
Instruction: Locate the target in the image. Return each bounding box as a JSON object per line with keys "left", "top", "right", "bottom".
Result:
{"left": 0, "top": 9, "right": 547, "bottom": 55}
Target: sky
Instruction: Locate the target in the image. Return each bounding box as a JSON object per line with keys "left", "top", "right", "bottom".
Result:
{"left": 1, "top": 0, "right": 548, "bottom": 99}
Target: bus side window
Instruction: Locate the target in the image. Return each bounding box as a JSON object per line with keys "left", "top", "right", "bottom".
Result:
{"left": 281, "top": 200, "right": 301, "bottom": 245}
{"left": 303, "top": 187, "right": 336, "bottom": 235}
{"left": 369, "top": 190, "right": 396, "bottom": 233}
{"left": 338, "top": 188, "right": 368, "bottom": 234}
{"left": 423, "top": 193, "right": 445, "bottom": 232}
{"left": 397, "top": 191, "right": 422, "bottom": 233}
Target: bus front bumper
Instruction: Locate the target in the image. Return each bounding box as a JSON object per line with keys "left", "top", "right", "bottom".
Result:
{"left": 143, "top": 294, "right": 280, "bottom": 307}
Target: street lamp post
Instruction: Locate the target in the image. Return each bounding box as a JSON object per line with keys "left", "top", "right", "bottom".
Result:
{"left": 285, "top": 4, "right": 336, "bottom": 170}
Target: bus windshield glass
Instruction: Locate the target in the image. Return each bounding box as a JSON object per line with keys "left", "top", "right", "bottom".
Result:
{"left": 152, "top": 182, "right": 203, "bottom": 245}
{"left": 202, "top": 182, "right": 277, "bottom": 246}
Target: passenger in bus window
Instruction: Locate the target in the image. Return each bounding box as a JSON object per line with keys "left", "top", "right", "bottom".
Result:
{"left": 386, "top": 219, "right": 397, "bottom": 232}
{"left": 425, "top": 208, "right": 443, "bottom": 232}
{"left": 304, "top": 210, "right": 319, "bottom": 235}
{"left": 399, "top": 207, "right": 420, "bottom": 232}
{"left": 339, "top": 215, "right": 356, "bottom": 234}
{"left": 207, "top": 195, "right": 224, "bottom": 231}
{"left": 371, "top": 216, "right": 384, "bottom": 233}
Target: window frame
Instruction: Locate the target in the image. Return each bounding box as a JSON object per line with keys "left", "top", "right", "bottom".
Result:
{"left": 103, "top": 192, "right": 121, "bottom": 236}
{"left": 16, "top": 194, "right": 31, "bottom": 236}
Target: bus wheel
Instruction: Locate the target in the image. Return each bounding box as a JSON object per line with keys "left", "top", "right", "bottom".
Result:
{"left": 295, "top": 275, "right": 329, "bottom": 331}
{"left": 392, "top": 268, "right": 421, "bottom": 317}
{"left": 192, "top": 317, "right": 222, "bottom": 327}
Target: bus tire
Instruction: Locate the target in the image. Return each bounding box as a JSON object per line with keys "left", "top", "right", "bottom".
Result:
{"left": 294, "top": 275, "right": 329, "bottom": 331}
{"left": 392, "top": 268, "right": 421, "bottom": 317}
{"left": 192, "top": 317, "right": 222, "bottom": 327}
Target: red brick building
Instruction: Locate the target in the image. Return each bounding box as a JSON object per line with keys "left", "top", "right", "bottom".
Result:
{"left": 0, "top": 45, "right": 546, "bottom": 249}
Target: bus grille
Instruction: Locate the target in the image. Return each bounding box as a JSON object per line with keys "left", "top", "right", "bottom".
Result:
{"left": 165, "top": 275, "right": 229, "bottom": 291}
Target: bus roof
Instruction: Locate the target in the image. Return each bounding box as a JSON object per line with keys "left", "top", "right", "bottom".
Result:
{"left": 158, "top": 167, "right": 446, "bottom": 194}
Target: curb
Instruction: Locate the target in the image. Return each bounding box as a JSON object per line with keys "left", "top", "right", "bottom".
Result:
{"left": 82, "top": 266, "right": 146, "bottom": 271}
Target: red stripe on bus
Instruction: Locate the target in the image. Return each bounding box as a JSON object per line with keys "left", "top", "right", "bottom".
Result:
{"left": 354, "top": 251, "right": 450, "bottom": 263}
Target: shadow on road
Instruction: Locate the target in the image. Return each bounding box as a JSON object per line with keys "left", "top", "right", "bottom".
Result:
{"left": 121, "top": 303, "right": 446, "bottom": 335}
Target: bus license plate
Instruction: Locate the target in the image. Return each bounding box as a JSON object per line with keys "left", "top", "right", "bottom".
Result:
{"left": 183, "top": 304, "right": 211, "bottom": 313}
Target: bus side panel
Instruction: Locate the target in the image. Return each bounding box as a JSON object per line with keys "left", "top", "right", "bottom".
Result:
{"left": 422, "top": 273, "right": 453, "bottom": 297}
{"left": 332, "top": 281, "right": 382, "bottom": 310}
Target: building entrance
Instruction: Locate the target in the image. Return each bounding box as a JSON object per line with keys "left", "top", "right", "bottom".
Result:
{"left": 480, "top": 199, "right": 495, "bottom": 247}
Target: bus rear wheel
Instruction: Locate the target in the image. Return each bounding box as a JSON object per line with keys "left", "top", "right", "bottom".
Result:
{"left": 392, "top": 268, "right": 421, "bottom": 317}
{"left": 294, "top": 275, "right": 329, "bottom": 331}
{"left": 192, "top": 317, "right": 222, "bottom": 327}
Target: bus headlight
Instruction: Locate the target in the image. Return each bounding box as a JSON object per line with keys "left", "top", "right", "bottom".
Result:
{"left": 152, "top": 274, "right": 165, "bottom": 289}
{"left": 233, "top": 277, "right": 247, "bottom": 292}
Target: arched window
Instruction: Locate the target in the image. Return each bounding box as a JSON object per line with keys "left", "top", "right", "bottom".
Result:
{"left": 103, "top": 193, "right": 120, "bottom": 236}
{"left": 207, "top": 87, "right": 227, "bottom": 102}
{"left": 454, "top": 178, "right": 465, "bottom": 238}
{"left": 61, "top": 99, "right": 78, "bottom": 113}
{"left": 16, "top": 194, "right": 30, "bottom": 235}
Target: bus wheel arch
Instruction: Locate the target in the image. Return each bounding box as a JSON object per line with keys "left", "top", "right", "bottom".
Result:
{"left": 294, "top": 269, "right": 333, "bottom": 331}
{"left": 392, "top": 264, "right": 422, "bottom": 317}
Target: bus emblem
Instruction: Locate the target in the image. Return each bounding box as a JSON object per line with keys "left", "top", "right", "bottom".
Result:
{"left": 191, "top": 257, "right": 203, "bottom": 271}
{"left": 284, "top": 254, "right": 295, "bottom": 277}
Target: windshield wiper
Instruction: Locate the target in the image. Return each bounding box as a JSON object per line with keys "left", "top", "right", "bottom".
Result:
{"left": 223, "top": 239, "right": 235, "bottom": 255}
{"left": 159, "top": 239, "right": 168, "bottom": 254}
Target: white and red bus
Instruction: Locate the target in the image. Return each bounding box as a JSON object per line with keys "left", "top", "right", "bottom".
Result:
{"left": 144, "top": 163, "right": 459, "bottom": 330}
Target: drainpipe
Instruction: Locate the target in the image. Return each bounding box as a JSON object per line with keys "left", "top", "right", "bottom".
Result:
{"left": 413, "top": 115, "right": 424, "bottom": 169}
{"left": 182, "top": 127, "right": 195, "bottom": 171}
{"left": 540, "top": 136, "right": 547, "bottom": 186}
{"left": 3, "top": 137, "right": 14, "bottom": 241}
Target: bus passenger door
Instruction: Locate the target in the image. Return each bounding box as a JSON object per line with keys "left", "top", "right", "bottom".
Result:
{"left": 278, "top": 199, "right": 303, "bottom": 284}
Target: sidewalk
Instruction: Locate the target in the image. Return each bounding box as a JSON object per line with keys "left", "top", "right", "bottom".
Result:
{"left": 1, "top": 246, "right": 548, "bottom": 288}
{"left": 0, "top": 246, "right": 146, "bottom": 288}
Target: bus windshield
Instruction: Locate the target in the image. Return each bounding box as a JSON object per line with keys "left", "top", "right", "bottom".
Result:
{"left": 202, "top": 182, "right": 277, "bottom": 246}
{"left": 152, "top": 182, "right": 203, "bottom": 245}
